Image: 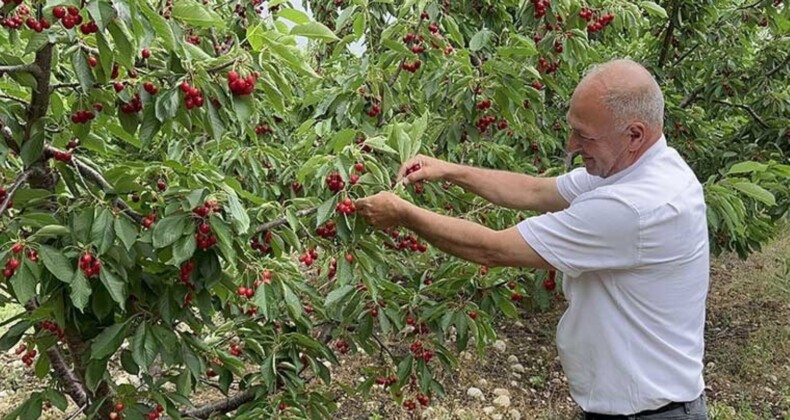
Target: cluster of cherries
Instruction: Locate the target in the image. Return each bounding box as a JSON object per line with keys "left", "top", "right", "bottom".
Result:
{"left": 24, "top": 14, "right": 51, "bottom": 33}
{"left": 70, "top": 109, "right": 95, "bottom": 124}
{"left": 531, "top": 0, "right": 551, "bottom": 18}
{"left": 40, "top": 320, "right": 64, "bottom": 340}
{"left": 192, "top": 201, "right": 221, "bottom": 251}
{"left": 315, "top": 221, "right": 337, "bottom": 239}
{"left": 143, "top": 82, "right": 158, "bottom": 95}
{"left": 538, "top": 56, "right": 560, "bottom": 74}
{"left": 140, "top": 212, "right": 157, "bottom": 229}
{"left": 383, "top": 229, "right": 428, "bottom": 253}
{"left": 355, "top": 137, "right": 372, "bottom": 153}
{"left": 582, "top": 10, "right": 615, "bottom": 33}
{"left": 250, "top": 231, "right": 273, "bottom": 255}
{"left": 119, "top": 94, "right": 143, "bottom": 114}
{"left": 108, "top": 402, "right": 126, "bottom": 420}
{"left": 409, "top": 339, "right": 434, "bottom": 362}
{"left": 144, "top": 405, "right": 164, "bottom": 420}
{"left": 254, "top": 123, "right": 272, "bottom": 135}
{"left": 52, "top": 5, "right": 83, "bottom": 30}
{"left": 179, "top": 261, "right": 195, "bottom": 288}
{"left": 229, "top": 343, "right": 242, "bottom": 357}
{"left": 227, "top": 70, "right": 258, "bottom": 96}
{"left": 404, "top": 163, "right": 425, "bottom": 194}
{"left": 15, "top": 344, "right": 37, "bottom": 366}
{"left": 325, "top": 172, "right": 345, "bottom": 192}
{"left": 403, "top": 394, "right": 431, "bottom": 410}
{"left": 334, "top": 339, "right": 351, "bottom": 354}
{"left": 366, "top": 102, "right": 381, "bottom": 117}
{"left": 298, "top": 247, "right": 319, "bottom": 267}
{"left": 401, "top": 60, "right": 421, "bottom": 73}
{"left": 79, "top": 252, "right": 101, "bottom": 278}
{"left": 180, "top": 81, "right": 205, "bottom": 110}
{"left": 3, "top": 255, "right": 20, "bottom": 278}
{"left": 336, "top": 198, "right": 356, "bottom": 215}
{"left": 78, "top": 20, "right": 98, "bottom": 34}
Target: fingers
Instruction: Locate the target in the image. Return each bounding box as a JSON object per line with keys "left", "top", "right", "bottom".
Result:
{"left": 397, "top": 155, "right": 425, "bottom": 185}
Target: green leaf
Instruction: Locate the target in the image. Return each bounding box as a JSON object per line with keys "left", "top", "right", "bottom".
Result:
{"left": 155, "top": 88, "right": 180, "bottom": 123}
{"left": 172, "top": 0, "right": 226, "bottom": 29}
{"left": 209, "top": 214, "right": 236, "bottom": 265}
{"left": 91, "top": 321, "right": 129, "bottom": 360}
{"left": 640, "top": 1, "right": 668, "bottom": 19}
{"left": 207, "top": 100, "right": 225, "bottom": 141}
{"left": 469, "top": 30, "right": 491, "bottom": 51}
{"left": 153, "top": 214, "right": 189, "bottom": 248}
{"left": 90, "top": 208, "right": 116, "bottom": 255}
{"left": 30, "top": 225, "right": 70, "bottom": 239}
{"left": 139, "top": 1, "right": 176, "bottom": 51}
{"left": 107, "top": 21, "right": 135, "bottom": 70}
{"left": 114, "top": 217, "right": 138, "bottom": 251}
{"left": 278, "top": 8, "right": 311, "bottom": 24}
{"left": 282, "top": 283, "right": 304, "bottom": 322}
{"left": 727, "top": 161, "right": 767, "bottom": 175}
{"left": 72, "top": 50, "right": 96, "bottom": 93}
{"left": 10, "top": 261, "right": 36, "bottom": 305}
{"left": 382, "top": 38, "right": 411, "bottom": 54}
{"left": 0, "top": 320, "right": 31, "bottom": 351}
{"left": 731, "top": 182, "right": 776, "bottom": 206}
{"left": 39, "top": 245, "right": 74, "bottom": 284}
{"left": 325, "top": 285, "right": 354, "bottom": 316}
{"left": 316, "top": 196, "right": 338, "bottom": 228}
{"left": 99, "top": 268, "right": 127, "bottom": 309}
{"left": 172, "top": 234, "right": 196, "bottom": 266}
{"left": 132, "top": 324, "right": 159, "bottom": 372}
{"left": 85, "top": 358, "right": 108, "bottom": 393}
{"left": 290, "top": 22, "right": 339, "bottom": 42}
{"left": 70, "top": 269, "right": 92, "bottom": 312}
{"left": 221, "top": 184, "right": 250, "bottom": 234}
{"left": 331, "top": 129, "right": 356, "bottom": 153}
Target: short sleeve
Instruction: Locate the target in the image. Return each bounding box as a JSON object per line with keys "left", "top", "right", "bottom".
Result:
{"left": 517, "top": 194, "right": 640, "bottom": 277}
{"left": 557, "top": 167, "right": 604, "bottom": 204}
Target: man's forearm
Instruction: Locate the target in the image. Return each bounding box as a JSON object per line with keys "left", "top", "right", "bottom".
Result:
{"left": 444, "top": 164, "right": 544, "bottom": 211}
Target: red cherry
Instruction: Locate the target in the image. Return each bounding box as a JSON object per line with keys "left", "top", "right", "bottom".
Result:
{"left": 141, "top": 48, "right": 150, "bottom": 59}
{"left": 53, "top": 6, "right": 66, "bottom": 19}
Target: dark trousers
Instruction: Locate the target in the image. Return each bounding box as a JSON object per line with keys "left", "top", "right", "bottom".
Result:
{"left": 583, "top": 394, "right": 707, "bottom": 420}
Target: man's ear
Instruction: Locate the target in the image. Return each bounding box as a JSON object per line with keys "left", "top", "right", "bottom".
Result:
{"left": 627, "top": 122, "right": 646, "bottom": 150}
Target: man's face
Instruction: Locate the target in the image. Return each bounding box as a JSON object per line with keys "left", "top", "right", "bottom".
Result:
{"left": 565, "top": 86, "right": 630, "bottom": 178}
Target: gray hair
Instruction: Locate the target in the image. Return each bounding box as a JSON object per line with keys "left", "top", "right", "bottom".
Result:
{"left": 584, "top": 59, "right": 665, "bottom": 130}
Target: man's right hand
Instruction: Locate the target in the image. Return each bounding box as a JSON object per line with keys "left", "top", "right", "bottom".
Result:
{"left": 397, "top": 154, "right": 453, "bottom": 186}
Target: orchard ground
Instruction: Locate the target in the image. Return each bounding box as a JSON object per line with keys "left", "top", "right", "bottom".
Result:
{"left": 1, "top": 223, "right": 787, "bottom": 419}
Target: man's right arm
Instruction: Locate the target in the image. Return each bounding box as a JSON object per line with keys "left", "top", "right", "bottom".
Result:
{"left": 445, "top": 164, "right": 568, "bottom": 213}
{"left": 399, "top": 155, "right": 569, "bottom": 213}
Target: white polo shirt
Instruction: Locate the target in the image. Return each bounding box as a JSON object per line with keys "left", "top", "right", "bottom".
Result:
{"left": 517, "top": 136, "right": 709, "bottom": 415}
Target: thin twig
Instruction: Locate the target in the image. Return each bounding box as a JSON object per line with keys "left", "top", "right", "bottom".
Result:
{"left": 44, "top": 145, "right": 144, "bottom": 223}
{"left": 711, "top": 99, "right": 769, "bottom": 128}
{"left": 0, "top": 93, "right": 28, "bottom": 106}
{"left": 0, "top": 169, "right": 32, "bottom": 217}
{"left": 371, "top": 333, "right": 396, "bottom": 361}
{"left": 255, "top": 206, "right": 318, "bottom": 234}
{"left": 766, "top": 54, "right": 789, "bottom": 78}
{"left": 65, "top": 403, "right": 88, "bottom": 420}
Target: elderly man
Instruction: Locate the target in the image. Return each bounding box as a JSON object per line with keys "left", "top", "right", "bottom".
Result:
{"left": 356, "top": 59, "right": 709, "bottom": 419}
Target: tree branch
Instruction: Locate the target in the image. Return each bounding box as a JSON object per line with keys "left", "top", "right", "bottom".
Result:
{"left": 0, "top": 122, "right": 19, "bottom": 153}
{"left": 255, "top": 206, "right": 318, "bottom": 234}
{"left": 766, "top": 54, "right": 789, "bottom": 78}
{"left": 0, "top": 93, "right": 28, "bottom": 106}
{"left": 23, "top": 301, "right": 90, "bottom": 408}
{"left": 0, "top": 169, "right": 32, "bottom": 217}
{"left": 711, "top": 99, "right": 769, "bottom": 128}
{"left": 0, "top": 62, "right": 40, "bottom": 77}
{"left": 44, "top": 145, "right": 144, "bottom": 223}
{"left": 679, "top": 85, "right": 705, "bottom": 108}
{"left": 181, "top": 388, "right": 256, "bottom": 419}
{"left": 657, "top": 1, "right": 680, "bottom": 69}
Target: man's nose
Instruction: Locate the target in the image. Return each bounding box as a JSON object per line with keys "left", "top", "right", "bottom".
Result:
{"left": 566, "top": 133, "right": 582, "bottom": 154}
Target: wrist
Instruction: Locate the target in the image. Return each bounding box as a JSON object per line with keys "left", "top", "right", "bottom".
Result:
{"left": 441, "top": 162, "right": 462, "bottom": 183}
{"left": 398, "top": 198, "right": 416, "bottom": 229}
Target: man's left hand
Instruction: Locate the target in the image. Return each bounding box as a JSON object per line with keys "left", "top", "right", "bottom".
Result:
{"left": 355, "top": 192, "right": 410, "bottom": 229}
